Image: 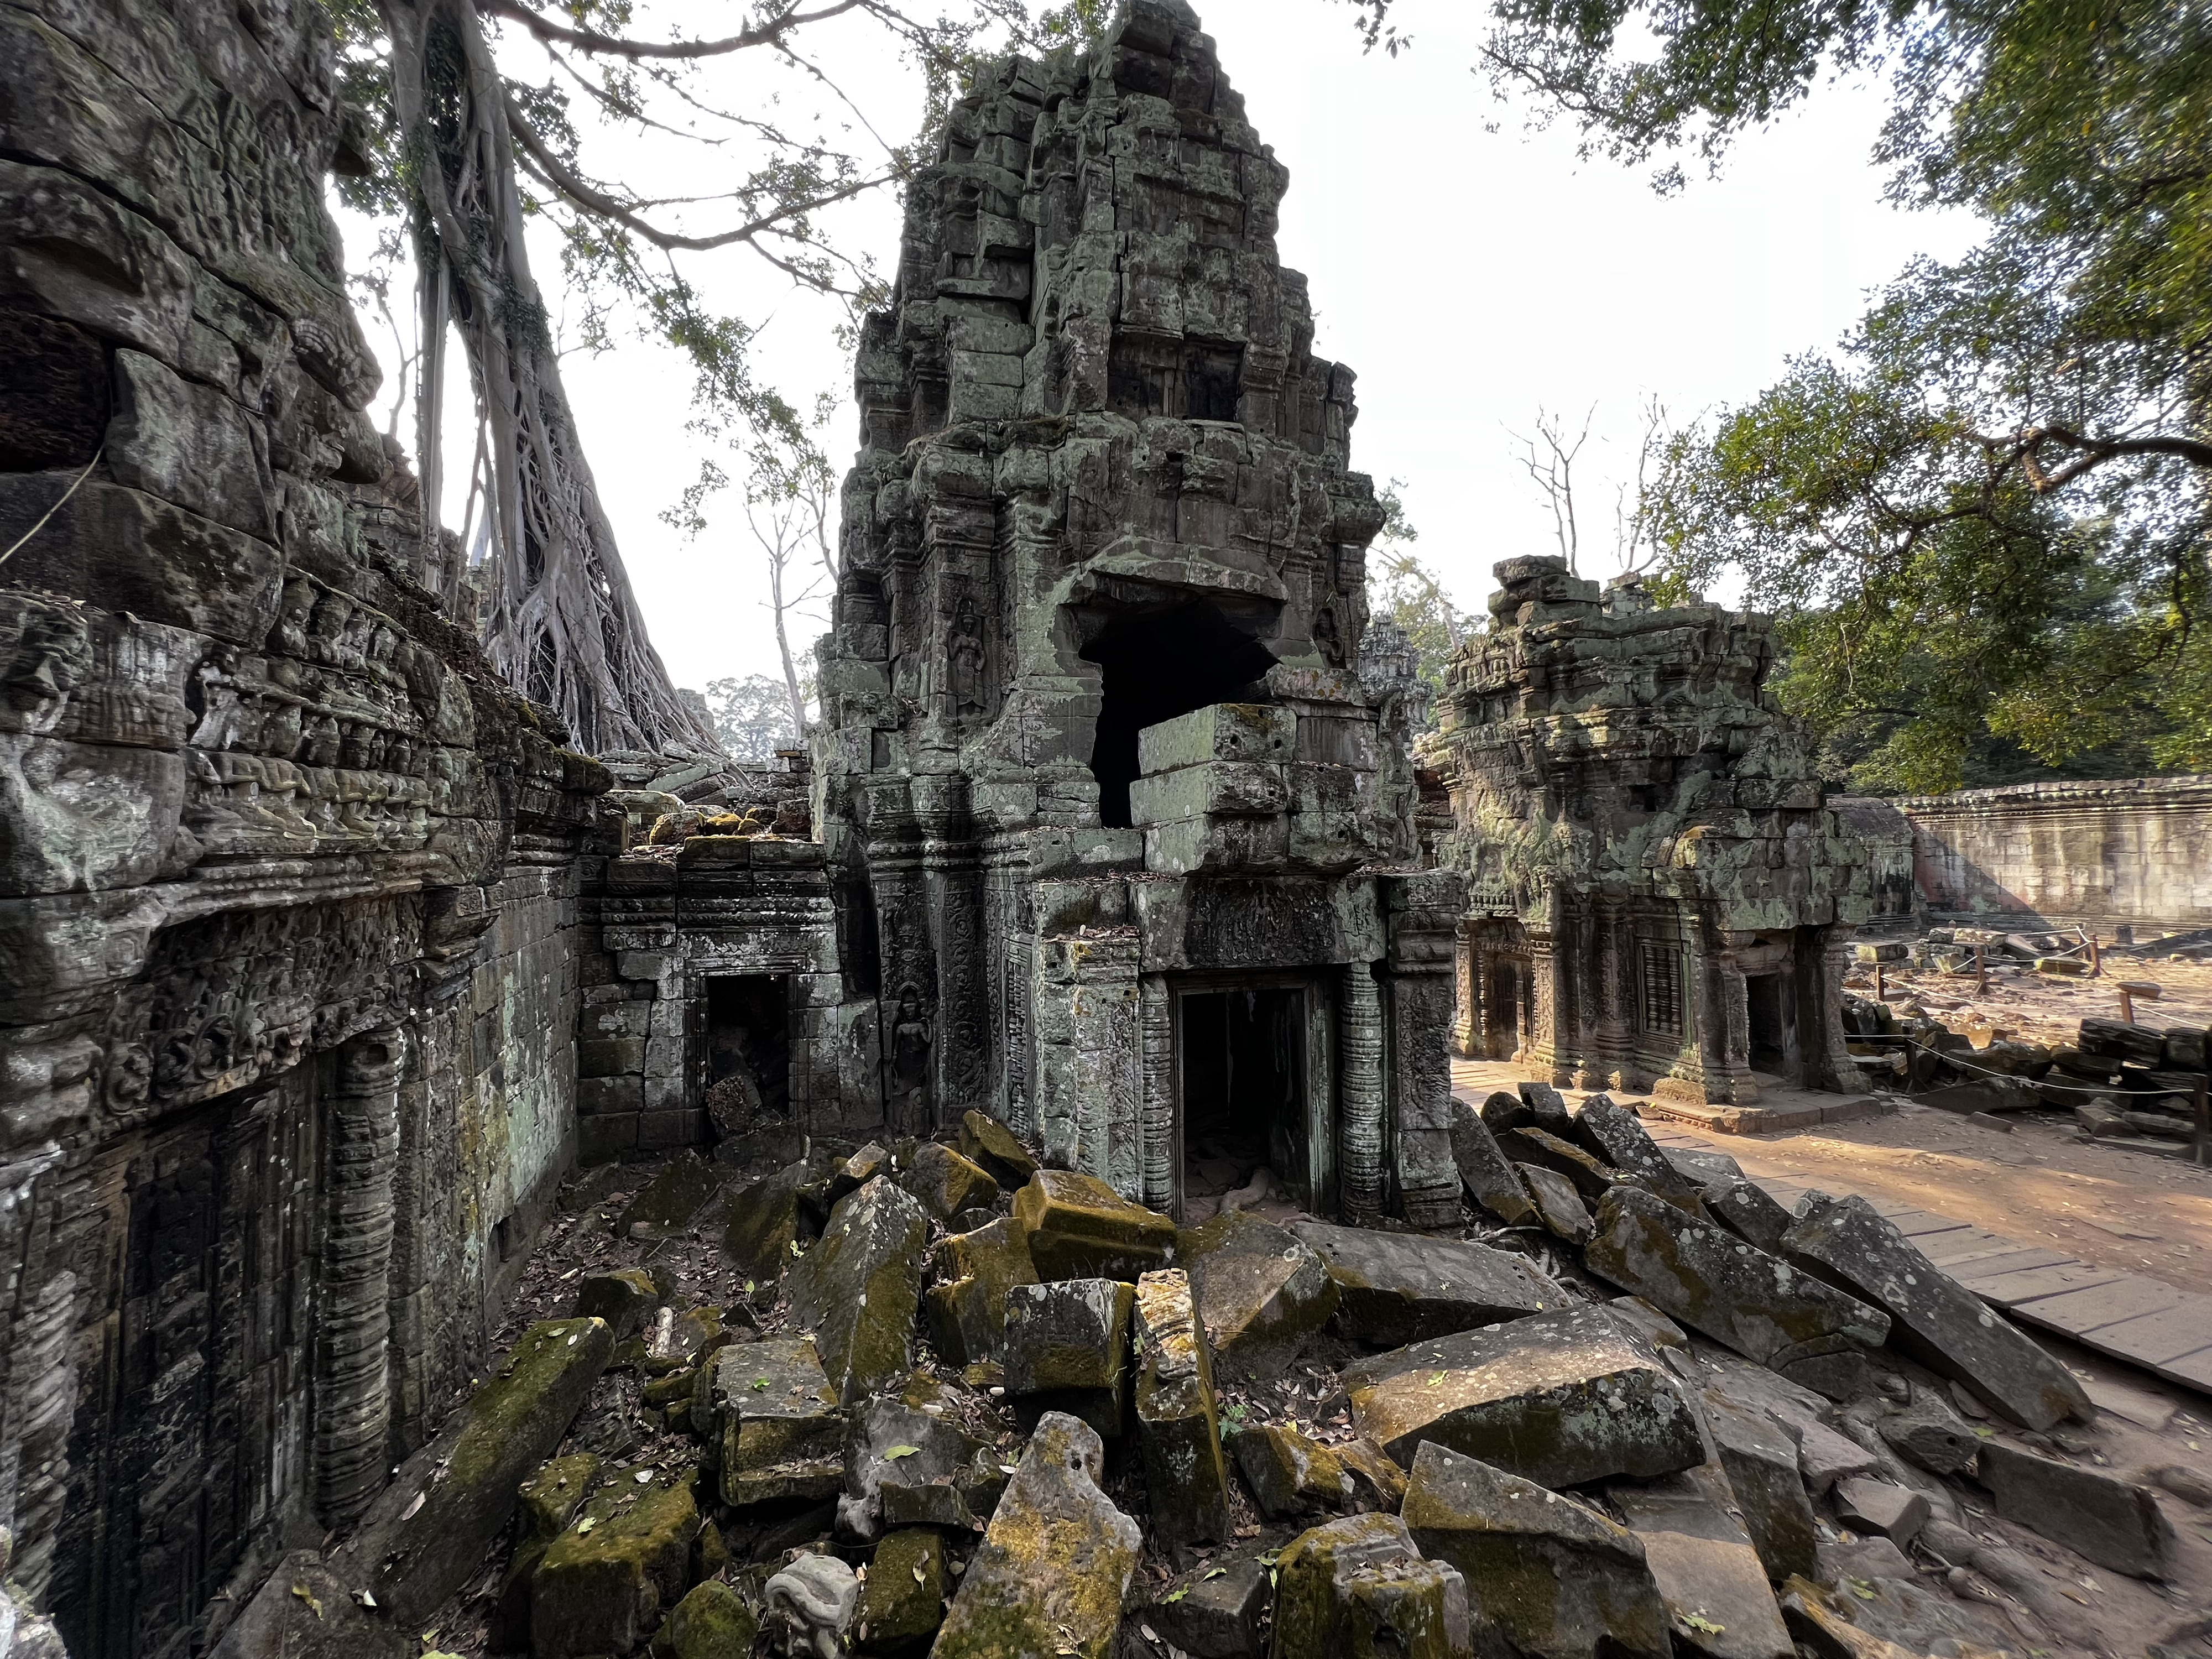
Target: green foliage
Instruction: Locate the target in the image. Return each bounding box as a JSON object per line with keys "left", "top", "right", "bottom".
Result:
{"left": 1365, "top": 481, "right": 1469, "bottom": 728}
{"left": 1406, "top": 0, "right": 2212, "bottom": 791}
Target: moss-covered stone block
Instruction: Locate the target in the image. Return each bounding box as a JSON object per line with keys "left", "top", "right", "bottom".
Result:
{"left": 925, "top": 1215, "right": 1040, "bottom": 1368}
{"left": 854, "top": 1528, "right": 948, "bottom": 1656}
{"left": 1178, "top": 1210, "right": 1338, "bottom": 1375}
{"left": 723, "top": 1151, "right": 839, "bottom": 1280}
{"left": 786, "top": 1176, "right": 930, "bottom": 1404}
{"left": 958, "top": 1109, "right": 1038, "bottom": 1189}
{"left": 900, "top": 1142, "right": 1000, "bottom": 1223}
{"left": 362, "top": 1317, "right": 615, "bottom": 1626}
{"left": 1013, "top": 1170, "right": 1173, "bottom": 1283}
{"left": 576, "top": 1268, "right": 664, "bottom": 1343}
{"left": 932, "top": 1412, "right": 1141, "bottom": 1659}
{"left": 620, "top": 1150, "right": 727, "bottom": 1237}
{"left": 713, "top": 1337, "right": 846, "bottom": 1509}
{"left": 1002, "top": 1277, "right": 1133, "bottom": 1438}
{"left": 1232, "top": 1423, "right": 1350, "bottom": 1519}
{"left": 1133, "top": 1269, "right": 1231, "bottom": 1549}
{"left": 531, "top": 1472, "right": 700, "bottom": 1659}
{"left": 650, "top": 1579, "right": 760, "bottom": 1658}
{"left": 1270, "top": 1514, "right": 1470, "bottom": 1659}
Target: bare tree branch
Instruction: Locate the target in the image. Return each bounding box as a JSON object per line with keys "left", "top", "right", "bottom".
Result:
{"left": 479, "top": 0, "right": 867, "bottom": 61}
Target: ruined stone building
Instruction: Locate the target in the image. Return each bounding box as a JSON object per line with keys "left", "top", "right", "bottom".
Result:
{"left": 805, "top": 0, "right": 1463, "bottom": 1226}
{"left": 0, "top": 4, "right": 602, "bottom": 1652}
{"left": 0, "top": 1, "right": 1463, "bottom": 1650}
{"left": 1428, "top": 558, "right": 1874, "bottom": 1105}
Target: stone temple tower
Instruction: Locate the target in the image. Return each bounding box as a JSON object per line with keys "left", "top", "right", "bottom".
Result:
{"left": 813, "top": 1, "right": 1464, "bottom": 1224}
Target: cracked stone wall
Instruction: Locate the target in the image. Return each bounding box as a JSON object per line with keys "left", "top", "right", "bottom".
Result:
{"left": 0, "top": 2, "right": 602, "bottom": 1653}
{"left": 1429, "top": 559, "right": 1872, "bottom": 1106}
{"left": 808, "top": 0, "right": 1463, "bottom": 1224}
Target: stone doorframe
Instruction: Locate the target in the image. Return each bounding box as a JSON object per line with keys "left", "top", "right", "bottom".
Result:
{"left": 1157, "top": 969, "right": 1337, "bottom": 1223}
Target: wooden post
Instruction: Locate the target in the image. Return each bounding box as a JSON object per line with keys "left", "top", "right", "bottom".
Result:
{"left": 1874, "top": 961, "right": 1886, "bottom": 1002}
{"left": 2116, "top": 980, "right": 2161, "bottom": 1026}
{"left": 1975, "top": 946, "right": 1987, "bottom": 995}
{"left": 2089, "top": 933, "right": 2102, "bottom": 977}
{"left": 2118, "top": 983, "right": 2135, "bottom": 1024}
{"left": 2196, "top": 1074, "right": 2209, "bottom": 1168}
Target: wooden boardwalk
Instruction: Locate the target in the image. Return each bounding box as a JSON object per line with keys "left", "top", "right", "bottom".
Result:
{"left": 1448, "top": 1061, "right": 2212, "bottom": 1395}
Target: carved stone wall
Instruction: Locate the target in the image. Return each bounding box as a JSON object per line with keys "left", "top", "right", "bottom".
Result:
{"left": 0, "top": 2, "right": 602, "bottom": 1652}
{"left": 806, "top": 0, "right": 1461, "bottom": 1222}
{"left": 1430, "top": 559, "right": 1872, "bottom": 1105}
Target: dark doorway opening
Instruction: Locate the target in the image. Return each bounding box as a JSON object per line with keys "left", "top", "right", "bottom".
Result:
{"left": 1083, "top": 602, "right": 1276, "bottom": 827}
{"left": 1485, "top": 959, "right": 1521, "bottom": 1061}
{"left": 705, "top": 975, "right": 791, "bottom": 1133}
{"left": 1180, "top": 987, "right": 1305, "bottom": 1214}
{"left": 1745, "top": 971, "right": 1799, "bottom": 1078}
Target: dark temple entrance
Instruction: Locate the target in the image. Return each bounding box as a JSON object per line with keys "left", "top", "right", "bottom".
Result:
{"left": 1178, "top": 986, "right": 1308, "bottom": 1217}
{"left": 1082, "top": 601, "right": 1277, "bottom": 828}
{"left": 1745, "top": 970, "right": 1801, "bottom": 1081}
{"left": 705, "top": 975, "right": 791, "bottom": 1129}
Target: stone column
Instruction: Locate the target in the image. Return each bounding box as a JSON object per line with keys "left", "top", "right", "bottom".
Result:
{"left": 1139, "top": 975, "right": 1175, "bottom": 1212}
{"left": 1337, "top": 962, "right": 1386, "bottom": 1223}
{"left": 316, "top": 1025, "right": 402, "bottom": 1525}
{"left": 1451, "top": 920, "right": 1478, "bottom": 1057}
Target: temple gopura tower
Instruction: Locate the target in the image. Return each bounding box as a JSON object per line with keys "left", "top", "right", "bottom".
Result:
{"left": 810, "top": 1, "right": 1464, "bottom": 1224}
{"left": 1429, "top": 557, "right": 1876, "bottom": 1105}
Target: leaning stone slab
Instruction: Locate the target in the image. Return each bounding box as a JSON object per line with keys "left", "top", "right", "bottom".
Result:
{"left": 1134, "top": 1269, "right": 1233, "bottom": 1548}
{"left": 853, "top": 1527, "right": 948, "bottom": 1656}
{"left": 959, "top": 1108, "right": 1039, "bottom": 1188}
{"left": 1834, "top": 1478, "right": 1927, "bottom": 1547}
{"left": 575, "top": 1267, "right": 663, "bottom": 1343}
{"left": 210, "top": 1551, "right": 412, "bottom": 1659}
{"left": 1693, "top": 1385, "right": 1817, "bottom": 1582}
{"left": 531, "top": 1471, "right": 699, "bottom": 1659}
{"left": 1003, "top": 1276, "right": 1134, "bottom": 1437}
{"left": 618, "top": 1149, "right": 726, "bottom": 1237}
{"left": 1014, "top": 1169, "right": 1175, "bottom": 1282}
{"left": 1231, "top": 1422, "right": 1353, "bottom": 1519}
{"left": 357, "top": 1316, "right": 614, "bottom": 1626}
{"left": 1287, "top": 1219, "right": 1563, "bottom": 1346}
{"left": 932, "top": 1411, "right": 1142, "bottom": 1659}
{"left": 723, "top": 1150, "right": 839, "bottom": 1280}
{"left": 1780, "top": 1193, "right": 2090, "bottom": 1430}
{"left": 713, "top": 1337, "right": 846, "bottom": 1508}
{"left": 1573, "top": 1095, "right": 1708, "bottom": 1212}
{"left": 1584, "top": 1186, "right": 1889, "bottom": 1394}
{"left": 1974, "top": 1441, "right": 2174, "bottom": 1578}
{"left": 1703, "top": 1178, "right": 1795, "bottom": 1253}
{"left": 838, "top": 1379, "right": 986, "bottom": 1542}
{"left": 1447, "top": 1097, "right": 1538, "bottom": 1225}
{"left": 787, "top": 1175, "right": 930, "bottom": 1403}
{"left": 1139, "top": 1552, "right": 1271, "bottom": 1659}
{"left": 1271, "top": 1512, "right": 1473, "bottom": 1659}
{"left": 1348, "top": 1305, "right": 1705, "bottom": 1489}
{"left": 1404, "top": 1441, "right": 1667, "bottom": 1659}
{"left": 1875, "top": 1393, "right": 1979, "bottom": 1477}
{"left": 900, "top": 1141, "right": 1000, "bottom": 1223}
{"left": 924, "top": 1215, "right": 1039, "bottom": 1368}
{"left": 1517, "top": 1162, "right": 1595, "bottom": 1245}
{"left": 1495, "top": 1124, "right": 1622, "bottom": 1201}
{"left": 1179, "top": 1209, "right": 1339, "bottom": 1375}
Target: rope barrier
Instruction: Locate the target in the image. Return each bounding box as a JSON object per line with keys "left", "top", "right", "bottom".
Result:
{"left": 1857, "top": 1033, "right": 2196, "bottom": 1100}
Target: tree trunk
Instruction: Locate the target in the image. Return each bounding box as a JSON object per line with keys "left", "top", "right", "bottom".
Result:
{"left": 381, "top": 0, "right": 721, "bottom": 759}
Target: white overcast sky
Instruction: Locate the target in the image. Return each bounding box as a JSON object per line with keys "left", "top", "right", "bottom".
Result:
{"left": 332, "top": 1, "right": 1980, "bottom": 697}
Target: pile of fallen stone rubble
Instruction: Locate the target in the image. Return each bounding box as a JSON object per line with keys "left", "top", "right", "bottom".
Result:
{"left": 222, "top": 1093, "right": 2209, "bottom": 1659}
{"left": 1844, "top": 979, "right": 2211, "bottom": 1145}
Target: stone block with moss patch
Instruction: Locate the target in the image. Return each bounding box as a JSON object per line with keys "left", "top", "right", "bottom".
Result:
{"left": 958, "top": 1109, "right": 1038, "bottom": 1189}
{"left": 576, "top": 1267, "right": 664, "bottom": 1343}
{"left": 786, "top": 1176, "right": 930, "bottom": 1404}
{"left": 1270, "top": 1512, "right": 1472, "bottom": 1659}
{"left": 723, "top": 1151, "right": 841, "bottom": 1280}
{"left": 1133, "top": 1269, "right": 1231, "bottom": 1549}
{"left": 1404, "top": 1440, "right": 1667, "bottom": 1659}
{"left": 1230, "top": 1422, "right": 1350, "bottom": 1519}
{"left": 925, "top": 1216, "right": 1040, "bottom": 1367}
{"left": 714, "top": 1337, "right": 847, "bottom": 1508}
{"left": 1001, "top": 1277, "right": 1134, "bottom": 1439}
{"left": 530, "top": 1471, "right": 700, "bottom": 1659}
{"left": 1178, "top": 1209, "right": 1338, "bottom": 1376}
{"left": 650, "top": 1578, "right": 760, "bottom": 1658}
{"left": 854, "top": 1528, "right": 948, "bottom": 1656}
{"left": 619, "top": 1150, "right": 727, "bottom": 1236}
{"left": 361, "top": 1317, "right": 615, "bottom": 1626}
{"left": 900, "top": 1141, "right": 1001, "bottom": 1223}
{"left": 932, "top": 1412, "right": 1141, "bottom": 1659}
{"left": 1287, "top": 1220, "right": 1562, "bottom": 1347}
{"left": 1013, "top": 1170, "right": 1173, "bottom": 1283}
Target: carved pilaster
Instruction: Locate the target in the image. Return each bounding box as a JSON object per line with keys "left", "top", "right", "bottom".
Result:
{"left": 1139, "top": 975, "right": 1174, "bottom": 1212}
{"left": 316, "top": 1025, "right": 401, "bottom": 1525}
{"left": 1337, "top": 963, "right": 1385, "bottom": 1223}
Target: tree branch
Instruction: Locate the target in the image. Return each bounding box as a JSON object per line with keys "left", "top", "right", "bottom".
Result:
{"left": 505, "top": 90, "right": 886, "bottom": 252}
{"left": 479, "top": 0, "right": 865, "bottom": 60}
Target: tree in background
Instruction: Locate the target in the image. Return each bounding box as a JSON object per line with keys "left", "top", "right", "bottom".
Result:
{"left": 1366, "top": 481, "right": 1468, "bottom": 729}
{"left": 1349, "top": 0, "right": 2212, "bottom": 792}
{"left": 703, "top": 674, "right": 806, "bottom": 760}
{"left": 331, "top": 0, "right": 1113, "bottom": 755}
